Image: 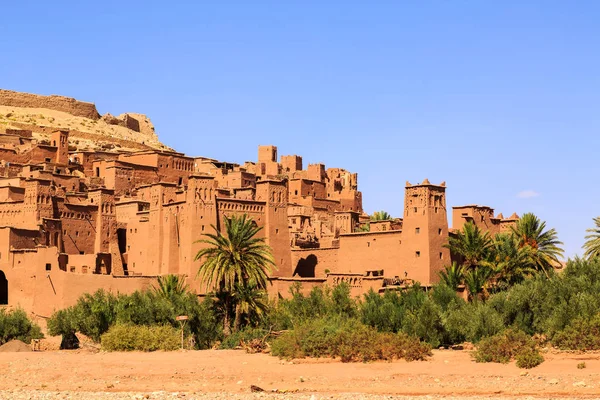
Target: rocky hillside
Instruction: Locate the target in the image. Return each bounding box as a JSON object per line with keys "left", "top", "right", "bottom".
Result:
{"left": 0, "top": 89, "right": 171, "bottom": 152}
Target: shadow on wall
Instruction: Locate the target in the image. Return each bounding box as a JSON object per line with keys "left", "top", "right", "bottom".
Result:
{"left": 293, "top": 254, "right": 318, "bottom": 278}
{"left": 0, "top": 270, "right": 7, "bottom": 305}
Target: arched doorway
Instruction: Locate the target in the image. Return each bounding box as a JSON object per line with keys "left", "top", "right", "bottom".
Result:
{"left": 0, "top": 270, "right": 7, "bottom": 305}
{"left": 293, "top": 254, "right": 318, "bottom": 278}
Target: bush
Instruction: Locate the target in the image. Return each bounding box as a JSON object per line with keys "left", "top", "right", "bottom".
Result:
{"left": 473, "top": 329, "right": 543, "bottom": 368}
{"left": 100, "top": 324, "right": 180, "bottom": 351}
{"left": 221, "top": 327, "right": 269, "bottom": 349}
{"left": 552, "top": 315, "right": 600, "bottom": 350}
{"left": 515, "top": 348, "right": 544, "bottom": 369}
{"left": 0, "top": 308, "right": 43, "bottom": 345}
{"left": 47, "top": 308, "right": 79, "bottom": 349}
{"left": 48, "top": 289, "right": 222, "bottom": 349}
{"left": 271, "top": 317, "right": 431, "bottom": 362}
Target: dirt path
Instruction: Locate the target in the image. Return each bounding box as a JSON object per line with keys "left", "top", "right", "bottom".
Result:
{"left": 1, "top": 349, "right": 600, "bottom": 398}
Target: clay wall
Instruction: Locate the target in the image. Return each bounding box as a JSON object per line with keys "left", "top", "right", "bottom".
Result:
{"left": 281, "top": 155, "right": 302, "bottom": 173}
{"left": 0, "top": 186, "right": 24, "bottom": 202}
{"left": 291, "top": 247, "right": 339, "bottom": 277}
{"left": 58, "top": 204, "right": 97, "bottom": 254}
{"left": 0, "top": 247, "right": 154, "bottom": 317}
{"left": 338, "top": 231, "right": 404, "bottom": 277}
{"left": 0, "top": 89, "right": 101, "bottom": 119}
{"left": 267, "top": 277, "right": 327, "bottom": 299}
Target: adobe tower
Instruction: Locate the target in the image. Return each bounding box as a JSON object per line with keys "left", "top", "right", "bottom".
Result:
{"left": 398, "top": 179, "right": 450, "bottom": 284}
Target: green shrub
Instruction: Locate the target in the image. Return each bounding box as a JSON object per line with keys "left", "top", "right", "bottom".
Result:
{"left": 473, "top": 329, "right": 543, "bottom": 368}
{"left": 271, "top": 317, "right": 431, "bottom": 362}
{"left": 100, "top": 324, "right": 180, "bottom": 351}
{"left": 552, "top": 315, "right": 600, "bottom": 350}
{"left": 0, "top": 308, "right": 43, "bottom": 345}
{"left": 221, "top": 327, "right": 269, "bottom": 349}
{"left": 515, "top": 348, "right": 544, "bottom": 369}
{"left": 577, "top": 362, "right": 587, "bottom": 369}
{"left": 47, "top": 308, "right": 79, "bottom": 349}
{"left": 48, "top": 289, "right": 222, "bottom": 349}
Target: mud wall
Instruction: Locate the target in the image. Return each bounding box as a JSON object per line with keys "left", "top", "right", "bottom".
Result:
{"left": 0, "top": 89, "right": 100, "bottom": 119}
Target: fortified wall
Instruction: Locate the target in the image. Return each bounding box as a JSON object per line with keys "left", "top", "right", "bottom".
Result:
{"left": 0, "top": 89, "right": 101, "bottom": 120}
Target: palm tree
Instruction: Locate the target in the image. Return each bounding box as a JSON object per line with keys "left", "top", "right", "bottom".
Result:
{"left": 464, "top": 267, "right": 493, "bottom": 302}
{"left": 194, "top": 214, "right": 275, "bottom": 335}
{"left": 232, "top": 283, "right": 270, "bottom": 332}
{"left": 583, "top": 217, "right": 600, "bottom": 260}
{"left": 371, "top": 211, "right": 392, "bottom": 221}
{"left": 437, "top": 262, "right": 464, "bottom": 290}
{"left": 152, "top": 274, "right": 189, "bottom": 298}
{"left": 486, "top": 234, "right": 534, "bottom": 288}
{"left": 445, "top": 222, "right": 492, "bottom": 269}
{"left": 511, "top": 213, "right": 564, "bottom": 277}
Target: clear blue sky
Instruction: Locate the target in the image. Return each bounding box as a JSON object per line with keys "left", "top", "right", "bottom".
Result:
{"left": 1, "top": 1, "right": 598, "bottom": 258}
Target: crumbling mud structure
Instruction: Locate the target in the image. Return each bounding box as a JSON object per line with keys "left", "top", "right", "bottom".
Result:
{"left": 0, "top": 91, "right": 519, "bottom": 315}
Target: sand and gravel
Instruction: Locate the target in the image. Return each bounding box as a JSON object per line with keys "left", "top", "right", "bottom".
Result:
{"left": 2, "top": 348, "right": 600, "bottom": 399}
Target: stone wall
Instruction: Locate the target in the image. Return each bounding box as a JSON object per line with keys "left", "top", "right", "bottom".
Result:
{"left": 0, "top": 89, "right": 100, "bottom": 119}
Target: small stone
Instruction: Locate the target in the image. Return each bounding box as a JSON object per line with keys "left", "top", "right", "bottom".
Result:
{"left": 520, "top": 371, "right": 529, "bottom": 376}
{"left": 573, "top": 381, "right": 586, "bottom": 387}
{"left": 299, "top": 376, "right": 305, "bottom": 383}
{"left": 237, "top": 380, "right": 243, "bottom": 385}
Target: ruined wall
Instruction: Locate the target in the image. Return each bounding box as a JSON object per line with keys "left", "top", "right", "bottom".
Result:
{"left": 0, "top": 89, "right": 100, "bottom": 119}
{"left": 290, "top": 247, "right": 339, "bottom": 277}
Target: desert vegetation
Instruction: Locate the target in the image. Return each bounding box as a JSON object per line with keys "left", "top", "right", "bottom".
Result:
{"left": 0, "top": 308, "right": 43, "bottom": 345}
{"left": 41, "top": 213, "right": 600, "bottom": 367}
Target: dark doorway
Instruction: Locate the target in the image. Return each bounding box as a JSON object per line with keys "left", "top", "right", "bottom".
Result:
{"left": 117, "top": 228, "right": 127, "bottom": 254}
{"left": 0, "top": 270, "right": 7, "bottom": 305}
{"left": 293, "top": 254, "right": 318, "bottom": 278}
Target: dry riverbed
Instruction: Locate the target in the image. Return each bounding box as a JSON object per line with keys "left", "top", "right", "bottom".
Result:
{"left": 1, "top": 348, "right": 600, "bottom": 399}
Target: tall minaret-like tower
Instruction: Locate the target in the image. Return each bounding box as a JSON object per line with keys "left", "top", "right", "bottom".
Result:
{"left": 398, "top": 179, "right": 450, "bottom": 284}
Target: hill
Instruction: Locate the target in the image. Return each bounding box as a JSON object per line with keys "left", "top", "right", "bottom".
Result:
{"left": 0, "top": 89, "right": 171, "bottom": 152}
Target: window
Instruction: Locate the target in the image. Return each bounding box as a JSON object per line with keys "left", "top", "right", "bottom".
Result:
{"left": 439, "top": 252, "right": 443, "bottom": 260}
{"left": 45, "top": 263, "right": 51, "bottom": 271}
{"left": 434, "top": 207, "right": 438, "bottom": 213}
{"left": 275, "top": 229, "right": 279, "bottom": 234}
{"left": 415, "top": 251, "right": 421, "bottom": 258}
{"left": 79, "top": 251, "right": 84, "bottom": 255}
{"left": 415, "top": 227, "right": 420, "bottom": 234}
{"left": 438, "top": 228, "right": 442, "bottom": 235}
{"left": 481, "top": 215, "right": 485, "bottom": 222}
{"left": 413, "top": 207, "right": 417, "bottom": 213}
{"left": 367, "top": 242, "right": 370, "bottom": 247}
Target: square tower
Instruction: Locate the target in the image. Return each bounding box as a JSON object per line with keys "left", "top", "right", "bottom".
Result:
{"left": 397, "top": 179, "right": 450, "bottom": 284}
{"left": 51, "top": 130, "right": 69, "bottom": 166}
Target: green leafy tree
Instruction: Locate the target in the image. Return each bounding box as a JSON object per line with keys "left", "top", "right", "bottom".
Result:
{"left": 583, "top": 217, "right": 600, "bottom": 260}
{"left": 194, "top": 214, "right": 275, "bottom": 335}
{"left": 437, "top": 262, "right": 465, "bottom": 290}
{"left": 445, "top": 222, "right": 492, "bottom": 269}
{"left": 152, "top": 274, "right": 189, "bottom": 299}
{"left": 511, "top": 213, "right": 564, "bottom": 277}
{"left": 232, "top": 283, "right": 270, "bottom": 331}
{"left": 486, "top": 233, "right": 534, "bottom": 288}
{"left": 371, "top": 211, "right": 392, "bottom": 221}
{"left": 464, "top": 267, "right": 494, "bottom": 302}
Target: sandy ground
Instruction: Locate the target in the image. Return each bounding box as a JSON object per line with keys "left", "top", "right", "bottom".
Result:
{"left": 1, "top": 348, "right": 600, "bottom": 399}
